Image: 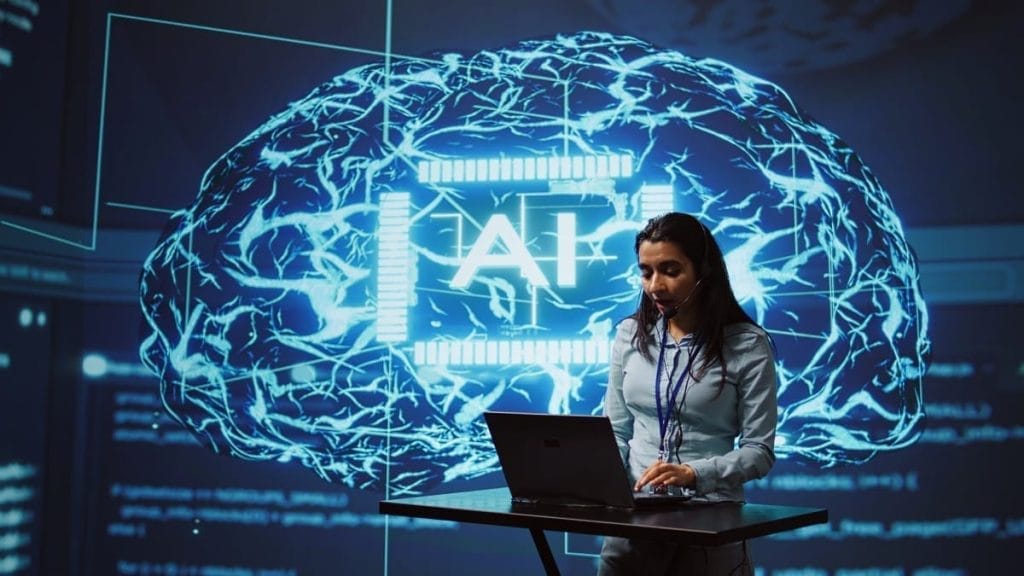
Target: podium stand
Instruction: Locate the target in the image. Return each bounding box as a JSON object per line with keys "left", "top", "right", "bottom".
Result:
{"left": 380, "top": 487, "right": 827, "bottom": 575}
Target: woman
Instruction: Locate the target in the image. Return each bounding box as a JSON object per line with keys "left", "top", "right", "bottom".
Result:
{"left": 599, "top": 212, "right": 778, "bottom": 575}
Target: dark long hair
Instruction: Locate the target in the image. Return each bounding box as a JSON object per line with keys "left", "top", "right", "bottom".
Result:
{"left": 630, "top": 213, "right": 758, "bottom": 383}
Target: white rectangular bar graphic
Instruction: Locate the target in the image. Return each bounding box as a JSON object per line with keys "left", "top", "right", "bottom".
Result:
{"left": 417, "top": 155, "right": 633, "bottom": 184}
{"left": 376, "top": 192, "right": 411, "bottom": 343}
{"left": 640, "top": 184, "right": 675, "bottom": 221}
{"left": 410, "top": 339, "right": 611, "bottom": 366}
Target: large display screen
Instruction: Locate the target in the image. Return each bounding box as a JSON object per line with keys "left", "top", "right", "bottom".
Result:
{"left": 0, "top": 1, "right": 1021, "bottom": 575}
{"left": 0, "top": 0, "right": 67, "bottom": 219}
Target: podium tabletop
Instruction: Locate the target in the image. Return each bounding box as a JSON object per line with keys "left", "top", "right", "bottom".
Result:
{"left": 380, "top": 486, "right": 827, "bottom": 547}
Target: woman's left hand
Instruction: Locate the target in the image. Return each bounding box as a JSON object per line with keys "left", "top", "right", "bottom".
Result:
{"left": 634, "top": 460, "right": 696, "bottom": 492}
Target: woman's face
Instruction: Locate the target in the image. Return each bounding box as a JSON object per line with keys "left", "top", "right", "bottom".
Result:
{"left": 637, "top": 240, "right": 700, "bottom": 316}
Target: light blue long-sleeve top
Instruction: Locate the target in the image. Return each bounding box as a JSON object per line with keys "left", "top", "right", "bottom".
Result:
{"left": 603, "top": 318, "right": 778, "bottom": 503}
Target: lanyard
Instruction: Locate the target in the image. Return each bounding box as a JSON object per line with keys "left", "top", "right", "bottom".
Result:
{"left": 653, "top": 324, "right": 700, "bottom": 460}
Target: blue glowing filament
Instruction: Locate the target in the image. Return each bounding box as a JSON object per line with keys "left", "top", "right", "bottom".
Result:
{"left": 139, "top": 31, "right": 929, "bottom": 492}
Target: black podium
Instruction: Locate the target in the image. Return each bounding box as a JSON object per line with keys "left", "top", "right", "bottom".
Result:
{"left": 380, "top": 487, "right": 827, "bottom": 575}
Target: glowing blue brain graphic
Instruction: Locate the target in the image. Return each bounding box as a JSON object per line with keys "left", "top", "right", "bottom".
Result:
{"left": 139, "top": 31, "right": 929, "bottom": 493}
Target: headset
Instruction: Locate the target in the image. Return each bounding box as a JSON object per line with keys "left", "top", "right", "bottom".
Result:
{"left": 663, "top": 219, "right": 713, "bottom": 457}
{"left": 661, "top": 220, "right": 711, "bottom": 322}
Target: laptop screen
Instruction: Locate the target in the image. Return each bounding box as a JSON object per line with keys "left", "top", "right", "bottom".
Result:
{"left": 483, "top": 411, "right": 637, "bottom": 508}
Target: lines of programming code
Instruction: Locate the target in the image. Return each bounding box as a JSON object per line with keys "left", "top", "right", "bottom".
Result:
{"left": 0, "top": 0, "right": 66, "bottom": 219}
{"left": 68, "top": 303, "right": 1024, "bottom": 575}
{"left": 79, "top": 376, "right": 465, "bottom": 575}
{"left": 116, "top": 561, "right": 296, "bottom": 576}
{"left": 736, "top": 318, "right": 1024, "bottom": 575}
{"left": 0, "top": 462, "right": 37, "bottom": 575}
{"left": 0, "top": 0, "right": 39, "bottom": 75}
{"left": 0, "top": 298, "right": 50, "bottom": 576}
{"left": 772, "top": 516, "right": 1018, "bottom": 540}
{"left": 106, "top": 482, "right": 452, "bottom": 535}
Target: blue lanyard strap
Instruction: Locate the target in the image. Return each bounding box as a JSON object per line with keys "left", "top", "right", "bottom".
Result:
{"left": 654, "top": 324, "right": 701, "bottom": 459}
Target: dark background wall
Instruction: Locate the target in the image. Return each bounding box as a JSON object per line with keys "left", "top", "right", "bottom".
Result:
{"left": 1, "top": 1, "right": 1022, "bottom": 574}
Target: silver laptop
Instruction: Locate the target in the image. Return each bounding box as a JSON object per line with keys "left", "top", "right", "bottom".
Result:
{"left": 483, "top": 411, "right": 693, "bottom": 509}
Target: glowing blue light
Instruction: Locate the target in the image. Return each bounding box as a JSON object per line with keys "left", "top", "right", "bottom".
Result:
{"left": 556, "top": 213, "right": 577, "bottom": 286}
{"left": 411, "top": 338, "right": 610, "bottom": 366}
{"left": 18, "top": 308, "right": 32, "bottom": 328}
{"left": 639, "top": 184, "right": 675, "bottom": 220}
{"left": 416, "top": 154, "right": 632, "bottom": 184}
{"left": 290, "top": 364, "right": 317, "bottom": 383}
{"left": 82, "top": 354, "right": 109, "bottom": 378}
{"left": 139, "top": 31, "right": 929, "bottom": 493}
{"left": 376, "top": 192, "right": 412, "bottom": 343}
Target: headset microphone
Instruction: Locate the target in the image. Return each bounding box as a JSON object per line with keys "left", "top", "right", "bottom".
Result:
{"left": 678, "top": 277, "right": 704, "bottom": 306}
{"left": 660, "top": 278, "right": 704, "bottom": 322}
